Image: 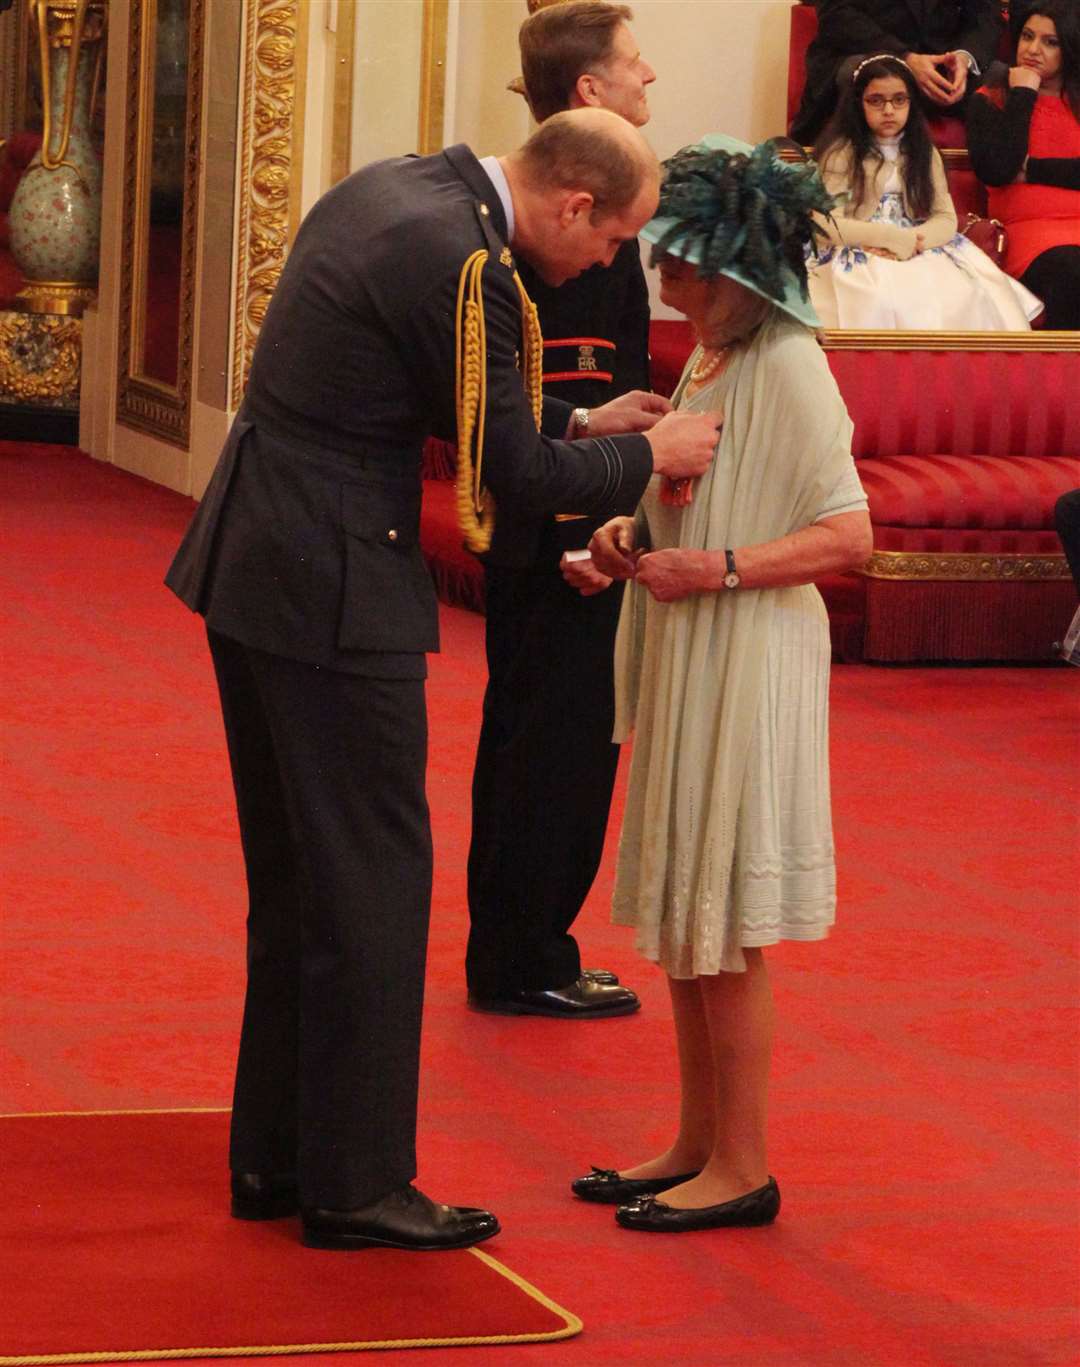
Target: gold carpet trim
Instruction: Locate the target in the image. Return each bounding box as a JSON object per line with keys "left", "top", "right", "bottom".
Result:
{"left": 0, "top": 1108, "right": 231, "bottom": 1119}
{"left": 0, "top": 1108, "right": 583, "bottom": 1362}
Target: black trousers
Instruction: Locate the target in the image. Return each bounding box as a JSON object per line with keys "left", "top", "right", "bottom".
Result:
{"left": 1021, "top": 247, "right": 1080, "bottom": 331}
{"left": 466, "top": 563, "right": 624, "bottom": 997}
{"left": 207, "top": 628, "right": 431, "bottom": 1209}
{"left": 1055, "top": 489, "right": 1080, "bottom": 595}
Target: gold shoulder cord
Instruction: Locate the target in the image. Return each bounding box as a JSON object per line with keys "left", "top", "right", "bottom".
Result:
{"left": 455, "top": 251, "right": 543, "bottom": 553}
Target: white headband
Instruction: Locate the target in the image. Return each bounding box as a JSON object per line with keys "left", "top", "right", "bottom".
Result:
{"left": 852, "top": 53, "right": 913, "bottom": 83}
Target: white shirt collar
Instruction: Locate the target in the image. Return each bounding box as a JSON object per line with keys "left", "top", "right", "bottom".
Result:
{"left": 479, "top": 155, "right": 514, "bottom": 241}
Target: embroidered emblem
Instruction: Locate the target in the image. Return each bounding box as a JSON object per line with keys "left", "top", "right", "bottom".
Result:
{"left": 499, "top": 246, "right": 513, "bottom": 268}
{"left": 578, "top": 344, "right": 598, "bottom": 372}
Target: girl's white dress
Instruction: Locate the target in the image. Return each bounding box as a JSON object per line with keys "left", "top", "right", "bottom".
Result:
{"left": 807, "top": 137, "right": 1042, "bottom": 330}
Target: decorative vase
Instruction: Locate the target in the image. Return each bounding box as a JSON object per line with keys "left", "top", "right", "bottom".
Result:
{"left": 9, "top": 0, "right": 107, "bottom": 317}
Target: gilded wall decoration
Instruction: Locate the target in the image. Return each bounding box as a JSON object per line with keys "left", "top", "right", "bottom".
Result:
{"left": 0, "top": 311, "right": 81, "bottom": 402}
{"left": 116, "top": 0, "right": 205, "bottom": 448}
{"left": 230, "top": 0, "right": 306, "bottom": 408}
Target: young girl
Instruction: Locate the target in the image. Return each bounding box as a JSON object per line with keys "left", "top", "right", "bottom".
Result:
{"left": 806, "top": 54, "right": 1043, "bottom": 330}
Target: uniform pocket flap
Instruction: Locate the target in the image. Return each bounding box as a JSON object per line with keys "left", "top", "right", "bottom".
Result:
{"left": 341, "top": 481, "right": 421, "bottom": 547}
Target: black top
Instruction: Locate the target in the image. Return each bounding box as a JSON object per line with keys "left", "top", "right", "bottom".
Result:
{"left": 514, "top": 239, "right": 652, "bottom": 557}
{"left": 967, "top": 79, "right": 1080, "bottom": 189}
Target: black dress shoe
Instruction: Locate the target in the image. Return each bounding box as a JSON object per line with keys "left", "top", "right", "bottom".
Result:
{"left": 581, "top": 967, "right": 620, "bottom": 986}
{"left": 302, "top": 1184, "right": 500, "bottom": 1251}
{"left": 571, "top": 1165, "right": 703, "bottom": 1204}
{"left": 230, "top": 1171, "right": 299, "bottom": 1220}
{"left": 615, "top": 1177, "right": 781, "bottom": 1232}
{"left": 468, "top": 976, "right": 640, "bottom": 1018}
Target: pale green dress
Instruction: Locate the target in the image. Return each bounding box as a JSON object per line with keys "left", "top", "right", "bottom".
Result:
{"left": 611, "top": 314, "right": 867, "bottom": 977}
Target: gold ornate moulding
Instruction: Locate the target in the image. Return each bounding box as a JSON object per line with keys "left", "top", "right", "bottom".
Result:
{"left": 14, "top": 280, "right": 95, "bottom": 316}
{"left": 0, "top": 311, "right": 81, "bottom": 405}
{"left": 821, "top": 329, "right": 1080, "bottom": 352}
{"left": 861, "top": 550, "right": 1070, "bottom": 581}
{"left": 230, "top": 0, "right": 307, "bottom": 407}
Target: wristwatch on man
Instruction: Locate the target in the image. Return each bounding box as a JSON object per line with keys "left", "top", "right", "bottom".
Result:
{"left": 723, "top": 548, "right": 741, "bottom": 589}
{"left": 572, "top": 406, "right": 590, "bottom": 437}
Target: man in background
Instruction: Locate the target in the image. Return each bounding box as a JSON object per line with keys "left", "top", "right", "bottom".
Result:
{"left": 466, "top": 2, "right": 657, "bottom": 1019}
{"left": 790, "top": 0, "right": 1003, "bottom": 144}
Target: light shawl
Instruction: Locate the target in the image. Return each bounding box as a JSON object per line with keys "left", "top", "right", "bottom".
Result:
{"left": 611, "top": 313, "right": 854, "bottom": 974}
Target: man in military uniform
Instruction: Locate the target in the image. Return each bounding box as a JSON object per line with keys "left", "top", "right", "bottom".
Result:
{"left": 166, "top": 109, "right": 720, "bottom": 1250}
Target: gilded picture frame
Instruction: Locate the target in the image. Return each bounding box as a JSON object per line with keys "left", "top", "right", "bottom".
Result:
{"left": 116, "top": 0, "right": 205, "bottom": 449}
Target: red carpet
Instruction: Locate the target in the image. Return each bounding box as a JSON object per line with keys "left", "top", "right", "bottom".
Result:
{"left": 2, "top": 443, "right": 1079, "bottom": 1366}
{"left": 0, "top": 1110, "right": 578, "bottom": 1362}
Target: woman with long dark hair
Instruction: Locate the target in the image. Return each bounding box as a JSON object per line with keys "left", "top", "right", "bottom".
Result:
{"left": 806, "top": 53, "right": 1041, "bottom": 328}
{"left": 967, "top": 0, "right": 1080, "bottom": 328}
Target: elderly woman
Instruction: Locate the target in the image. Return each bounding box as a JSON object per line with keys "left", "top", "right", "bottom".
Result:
{"left": 567, "top": 136, "right": 873, "bottom": 1233}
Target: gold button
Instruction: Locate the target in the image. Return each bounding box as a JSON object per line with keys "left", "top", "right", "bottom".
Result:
{"left": 479, "top": 204, "right": 490, "bottom": 216}
{"left": 388, "top": 528, "right": 398, "bottom": 542}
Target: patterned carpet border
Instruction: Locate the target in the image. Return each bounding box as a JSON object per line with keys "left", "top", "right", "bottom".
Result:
{"left": 0, "top": 1110, "right": 583, "bottom": 1364}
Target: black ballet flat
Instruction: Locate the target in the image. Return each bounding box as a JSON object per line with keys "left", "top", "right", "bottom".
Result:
{"left": 571, "top": 1165, "right": 703, "bottom": 1204}
{"left": 615, "top": 1176, "right": 780, "bottom": 1232}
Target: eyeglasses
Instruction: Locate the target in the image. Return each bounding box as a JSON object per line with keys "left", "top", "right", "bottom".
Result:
{"left": 863, "top": 94, "right": 910, "bottom": 110}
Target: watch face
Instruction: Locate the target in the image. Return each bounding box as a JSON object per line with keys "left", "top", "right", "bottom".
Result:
{"left": 724, "top": 571, "right": 740, "bottom": 589}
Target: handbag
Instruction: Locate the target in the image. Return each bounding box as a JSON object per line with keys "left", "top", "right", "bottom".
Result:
{"left": 961, "top": 213, "right": 1008, "bottom": 267}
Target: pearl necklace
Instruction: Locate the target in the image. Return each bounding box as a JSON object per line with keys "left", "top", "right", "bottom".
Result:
{"left": 689, "top": 346, "right": 727, "bottom": 384}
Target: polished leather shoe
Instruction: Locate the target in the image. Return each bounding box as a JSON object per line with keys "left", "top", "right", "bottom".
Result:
{"left": 581, "top": 968, "right": 619, "bottom": 986}
{"left": 302, "top": 1184, "right": 500, "bottom": 1251}
{"left": 615, "top": 1177, "right": 781, "bottom": 1232}
{"left": 571, "top": 1165, "right": 703, "bottom": 1204}
{"left": 468, "top": 976, "right": 640, "bottom": 1018}
{"left": 230, "top": 1171, "right": 299, "bottom": 1220}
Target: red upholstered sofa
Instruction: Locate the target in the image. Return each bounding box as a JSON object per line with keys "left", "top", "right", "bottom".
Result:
{"left": 0, "top": 132, "right": 42, "bottom": 309}
{"left": 420, "top": 329, "right": 1078, "bottom": 663}
{"left": 649, "top": 321, "right": 1079, "bottom": 661}
{"left": 418, "top": 9, "right": 1078, "bottom": 664}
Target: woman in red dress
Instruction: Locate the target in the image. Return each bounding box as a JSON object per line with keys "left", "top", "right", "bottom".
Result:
{"left": 967, "top": 0, "right": 1080, "bottom": 328}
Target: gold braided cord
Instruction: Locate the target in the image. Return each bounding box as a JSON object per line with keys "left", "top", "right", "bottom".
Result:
{"left": 513, "top": 270, "right": 544, "bottom": 429}
{"left": 453, "top": 253, "right": 543, "bottom": 553}
{"left": 455, "top": 250, "right": 493, "bottom": 552}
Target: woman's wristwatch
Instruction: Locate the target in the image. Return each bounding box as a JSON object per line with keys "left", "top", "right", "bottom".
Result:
{"left": 723, "top": 548, "right": 741, "bottom": 589}
{"left": 572, "top": 407, "right": 590, "bottom": 438}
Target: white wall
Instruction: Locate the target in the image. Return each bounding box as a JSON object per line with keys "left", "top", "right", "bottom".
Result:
{"left": 351, "top": 0, "right": 425, "bottom": 167}
{"left": 632, "top": 0, "right": 792, "bottom": 158}
{"left": 448, "top": 0, "right": 532, "bottom": 154}
{"left": 444, "top": 0, "right": 793, "bottom": 318}
{"left": 630, "top": 1, "right": 795, "bottom": 319}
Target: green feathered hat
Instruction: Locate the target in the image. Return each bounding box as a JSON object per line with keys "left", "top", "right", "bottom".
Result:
{"left": 640, "top": 134, "right": 837, "bottom": 329}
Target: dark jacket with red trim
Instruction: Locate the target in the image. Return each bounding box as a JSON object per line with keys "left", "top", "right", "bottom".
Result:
{"left": 509, "top": 239, "right": 651, "bottom": 557}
